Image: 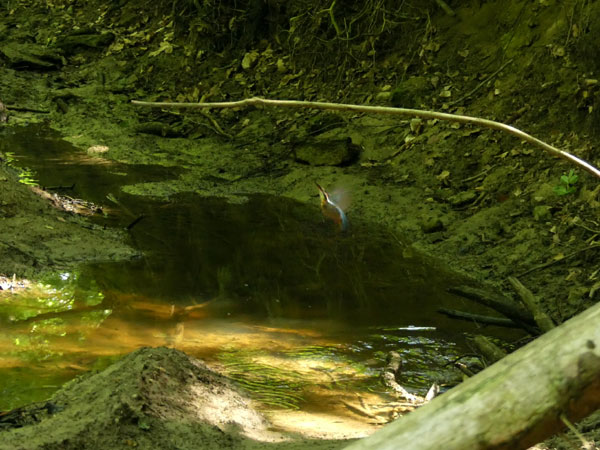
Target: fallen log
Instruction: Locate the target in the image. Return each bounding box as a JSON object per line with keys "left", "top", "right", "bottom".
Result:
{"left": 344, "top": 301, "right": 600, "bottom": 450}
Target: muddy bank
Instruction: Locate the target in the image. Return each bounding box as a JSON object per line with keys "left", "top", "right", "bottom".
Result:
{"left": 0, "top": 162, "right": 137, "bottom": 278}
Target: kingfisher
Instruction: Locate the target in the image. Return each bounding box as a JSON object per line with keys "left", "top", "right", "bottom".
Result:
{"left": 316, "top": 182, "right": 348, "bottom": 232}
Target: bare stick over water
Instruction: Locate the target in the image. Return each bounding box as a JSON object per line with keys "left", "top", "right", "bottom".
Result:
{"left": 131, "top": 97, "right": 600, "bottom": 179}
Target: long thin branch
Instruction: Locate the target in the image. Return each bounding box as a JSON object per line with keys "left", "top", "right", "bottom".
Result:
{"left": 131, "top": 97, "right": 600, "bottom": 179}
{"left": 437, "top": 307, "right": 519, "bottom": 328}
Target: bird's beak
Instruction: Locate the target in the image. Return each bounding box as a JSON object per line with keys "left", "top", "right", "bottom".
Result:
{"left": 315, "top": 182, "right": 328, "bottom": 203}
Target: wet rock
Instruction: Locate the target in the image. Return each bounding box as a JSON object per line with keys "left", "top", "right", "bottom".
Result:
{"left": 0, "top": 42, "right": 63, "bottom": 70}
{"left": 293, "top": 137, "right": 361, "bottom": 166}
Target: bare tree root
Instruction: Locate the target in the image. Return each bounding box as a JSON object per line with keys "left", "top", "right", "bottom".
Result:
{"left": 131, "top": 97, "right": 600, "bottom": 179}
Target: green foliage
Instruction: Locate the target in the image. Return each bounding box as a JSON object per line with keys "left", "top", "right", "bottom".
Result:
{"left": 3, "top": 151, "right": 39, "bottom": 186}
{"left": 554, "top": 169, "right": 578, "bottom": 196}
{"left": 17, "top": 167, "right": 38, "bottom": 186}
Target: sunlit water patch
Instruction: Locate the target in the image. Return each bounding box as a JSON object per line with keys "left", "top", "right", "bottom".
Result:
{"left": 0, "top": 125, "right": 516, "bottom": 433}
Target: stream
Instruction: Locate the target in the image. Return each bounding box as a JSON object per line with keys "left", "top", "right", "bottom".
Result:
{"left": 0, "top": 125, "right": 515, "bottom": 433}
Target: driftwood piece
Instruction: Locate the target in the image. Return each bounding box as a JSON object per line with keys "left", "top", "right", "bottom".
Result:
{"left": 382, "top": 351, "right": 421, "bottom": 404}
{"left": 344, "top": 301, "right": 600, "bottom": 450}
{"left": 472, "top": 335, "right": 507, "bottom": 364}
{"left": 508, "top": 276, "right": 555, "bottom": 333}
{"left": 448, "top": 285, "right": 538, "bottom": 334}
{"left": 424, "top": 384, "right": 440, "bottom": 401}
{"left": 438, "top": 307, "right": 519, "bottom": 328}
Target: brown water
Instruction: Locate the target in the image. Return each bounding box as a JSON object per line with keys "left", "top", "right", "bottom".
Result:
{"left": 0, "top": 125, "right": 513, "bottom": 431}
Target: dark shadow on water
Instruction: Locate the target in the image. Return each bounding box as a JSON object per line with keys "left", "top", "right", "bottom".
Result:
{"left": 88, "top": 192, "right": 474, "bottom": 329}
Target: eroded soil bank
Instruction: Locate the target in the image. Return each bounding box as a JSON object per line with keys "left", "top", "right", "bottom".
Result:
{"left": 1, "top": 0, "right": 600, "bottom": 448}
{"left": 0, "top": 347, "right": 350, "bottom": 450}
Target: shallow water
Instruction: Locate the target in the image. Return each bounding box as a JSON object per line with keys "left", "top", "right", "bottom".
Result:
{"left": 0, "top": 125, "right": 512, "bottom": 427}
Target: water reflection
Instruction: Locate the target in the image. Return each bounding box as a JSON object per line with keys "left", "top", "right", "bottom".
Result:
{"left": 86, "top": 193, "right": 476, "bottom": 327}
{"left": 0, "top": 277, "right": 465, "bottom": 425}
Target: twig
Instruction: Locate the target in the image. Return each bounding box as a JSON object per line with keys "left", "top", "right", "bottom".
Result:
{"left": 454, "top": 362, "right": 475, "bottom": 377}
{"left": 17, "top": 305, "right": 103, "bottom": 324}
{"left": 508, "top": 276, "right": 555, "bottom": 332}
{"left": 449, "top": 59, "right": 514, "bottom": 106}
{"left": 560, "top": 413, "right": 594, "bottom": 450}
{"left": 438, "top": 307, "right": 519, "bottom": 328}
{"left": 320, "top": 0, "right": 342, "bottom": 36}
{"left": 461, "top": 164, "right": 496, "bottom": 183}
{"left": 341, "top": 400, "right": 380, "bottom": 421}
{"left": 573, "top": 219, "right": 600, "bottom": 235}
{"left": 199, "top": 111, "right": 232, "bottom": 138}
{"left": 516, "top": 243, "right": 600, "bottom": 277}
{"left": 131, "top": 96, "right": 600, "bottom": 179}
{"left": 434, "top": 0, "right": 455, "bottom": 16}
{"left": 448, "top": 285, "right": 536, "bottom": 329}
{"left": 126, "top": 215, "right": 145, "bottom": 231}
{"left": 380, "top": 138, "right": 416, "bottom": 163}
{"left": 45, "top": 183, "right": 75, "bottom": 191}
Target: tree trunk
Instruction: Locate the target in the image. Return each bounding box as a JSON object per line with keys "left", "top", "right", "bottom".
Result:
{"left": 345, "top": 301, "right": 600, "bottom": 450}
